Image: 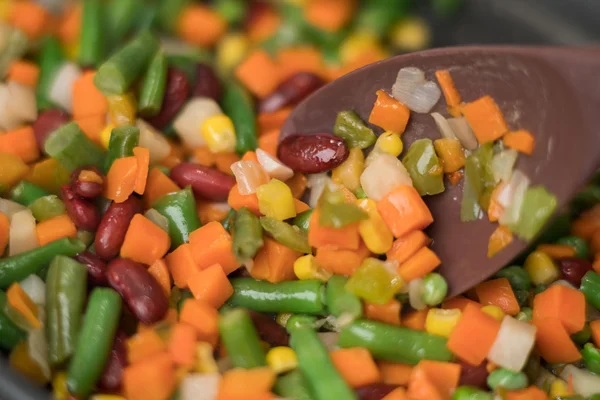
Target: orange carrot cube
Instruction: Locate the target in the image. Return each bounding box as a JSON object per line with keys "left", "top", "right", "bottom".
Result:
{"left": 532, "top": 284, "right": 586, "bottom": 334}
{"left": 166, "top": 244, "right": 201, "bottom": 289}
{"left": 475, "top": 278, "right": 520, "bottom": 316}
{"left": 368, "top": 90, "right": 410, "bottom": 134}
{"left": 462, "top": 95, "right": 508, "bottom": 144}
{"left": 503, "top": 130, "right": 535, "bottom": 155}
{"left": 250, "top": 238, "right": 301, "bottom": 283}
{"left": 397, "top": 247, "right": 441, "bottom": 282}
{"left": 180, "top": 299, "right": 219, "bottom": 346}
{"left": 121, "top": 214, "right": 171, "bottom": 265}
{"left": 331, "top": 348, "right": 381, "bottom": 388}
{"left": 188, "top": 264, "right": 234, "bottom": 308}
{"left": 377, "top": 185, "right": 434, "bottom": 238}
{"left": 35, "top": 214, "right": 77, "bottom": 246}
{"left": 235, "top": 50, "right": 281, "bottom": 98}
{"left": 189, "top": 222, "right": 240, "bottom": 275}
{"left": 308, "top": 208, "right": 360, "bottom": 250}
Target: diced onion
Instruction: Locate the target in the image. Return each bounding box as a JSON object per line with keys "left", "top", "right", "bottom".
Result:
{"left": 180, "top": 373, "right": 221, "bottom": 400}
{"left": 9, "top": 209, "right": 39, "bottom": 256}
{"left": 256, "top": 149, "right": 294, "bottom": 181}
{"left": 20, "top": 275, "right": 46, "bottom": 306}
{"left": 307, "top": 173, "right": 331, "bottom": 207}
{"left": 0, "top": 84, "right": 21, "bottom": 130}
{"left": 0, "top": 199, "right": 27, "bottom": 221}
{"left": 408, "top": 278, "right": 427, "bottom": 310}
{"left": 7, "top": 81, "right": 37, "bottom": 122}
{"left": 318, "top": 332, "right": 340, "bottom": 352}
{"left": 487, "top": 315, "right": 536, "bottom": 371}
{"left": 392, "top": 67, "right": 441, "bottom": 113}
{"left": 144, "top": 209, "right": 170, "bottom": 232}
{"left": 447, "top": 117, "right": 478, "bottom": 150}
{"left": 360, "top": 153, "right": 413, "bottom": 201}
{"left": 491, "top": 149, "right": 518, "bottom": 183}
{"left": 137, "top": 119, "right": 172, "bottom": 163}
{"left": 48, "top": 62, "right": 81, "bottom": 113}
{"left": 431, "top": 112, "right": 457, "bottom": 139}
{"left": 174, "top": 97, "right": 222, "bottom": 149}
{"left": 498, "top": 170, "right": 530, "bottom": 226}
{"left": 28, "top": 328, "right": 51, "bottom": 381}
{"left": 230, "top": 160, "right": 270, "bottom": 195}
{"left": 560, "top": 365, "right": 600, "bottom": 397}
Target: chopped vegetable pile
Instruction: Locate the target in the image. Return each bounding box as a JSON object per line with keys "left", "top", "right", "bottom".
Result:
{"left": 0, "top": 1, "right": 598, "bottom": 400}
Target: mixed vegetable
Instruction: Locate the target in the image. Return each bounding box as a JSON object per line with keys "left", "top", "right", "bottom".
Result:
{"left": 0, "top": 0, "right": 599, "bottom": 400}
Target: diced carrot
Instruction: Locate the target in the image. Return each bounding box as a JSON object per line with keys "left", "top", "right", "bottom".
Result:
{"left": 461, "top": 95, "right": 509, "bottom": 144}
{"left": 294, "top": 199, "right": 310, "bottom": 214}
{"left": 503, "top": 130, "right": 535, "bottom": 155}
{"left": 144, "top": 168, "right": 180, "bottom": 208}
{"left": 197, "top": 201, "right": 231, "bottom": 225}
{"left": 148, "top": 259, "right": 171, "bottom": 297}
{"left": 215, "top": 152, "right": 240, "bottom": 176}
{"left": 475, "top": 278, "right": 520, "bottom": 316}
{"left": 132, "top": 147, "right": 150, "bottom": 195}
{"left": 35, "top": 214, "right": 77, "bottom": 246}
{"left": 381, "top": 388, "right": 410, "bottom": 400}
{"left": 250, "top": 238, "right": 301, "bottom": 283}
{"left": 228, "top": 184, "right": 261, "bottom": 215}
{"left": 120, "top": 214, "right": 171, "bottom": 265}
{"left": 397, "top": 247, "right": 441, "bottom": 282}
{"left": 368, "top": 90, "right": 411, "bottom": 134}
{"left": 127, "top": 329, "right": 166, "bottom": 365}
{"left": 7, "top": 61, "right": 40, "bottom": 88}
{"left": 194, "top": 146, "right": 217, "bottom": 167}
{"left": 258, "top": 108, "right": 292, "bottom": 134}
{"left": 180, "top": 299, "right": 219, "bottom": 346}
{"left": 218, "top": 367, "right": 276, "bottom": 400}
{"left": 448, "top": 105, "right": 463, "bottom": 118}
{"left": 6, "top": 283, "right": 40, "bottom": 328}
{"left": 406, "top": 362, "right": 444, "bottom": 400}
{"left": 536, "top": 244, "right": 576, "bottom": 259}
{"left": 305, "top": 0, "right": 356, "bottom": 32}
{"left": 168, "top": 323, "right": 197, "bottom": 368}
{"left": 189, "top": 222, "right": 240, "bottom": 275}
{"left": 386, "top": 231, "right": 431, "bottom": 266}
{"left": 246, "top": 4, "right": 281, "bottom": 43}
{"left": 8, "top": 2, "right": 49, "bottom": 39}
{"left": 188, "top": 263, "right": 234, "bottom": 308}
{"left": 315, "top": 241, "right": 371, "bottom": 275}
{"left": 57, "top": 3, "right": 81, "bottom": 45}
{"left": 235, "top": 50, "right": 281, "bottom": 98}
{"left": 408, "top": 360, "right": 461, "bottom": 400}
{"left": 258, "top": 129, "right": 280, "bottom": 157}
{"left": 590, "top": 320, "right": 600, "bottom": 348}
{"left": 533, "top": 317, "right": 581, "bottom": 363}
{"left": 75, "top": 115, "right": 105, "bottom": 144}
{"left": 487, "top": 182, "right": 506, "bottom": 223}
{"left": 104, "top": 156, "right": 138, "bottom": 203}
{"left": 0, "top": 126, "right": 40, "bottom": 163}
{"left": 533, "top": 284, "right": 586, "bottom": 334}
{"left": 241, "top": 151, "right": 259, "bottom": 163}
{"left": 177, "top": 4, "right": 227, "bottom": 47}
{"left": 447, "top": 170, "right": 463, "bottom": 185}
{"left": 402, "top": 308, "right": 429, "bottom": 331}
{"left": 435, "top": 70, "right": 461, "bottom": 108}
{"left": 123, "top": 352, "right": 175, "bottom": 400}
{"left": 72, "top": 71, "right": 108, "bottom": 119}
{"left": 166, "top": 244, "right": 201, "bottom": 289}
{"left": 442, "top": 297, "right": 481, "bottom": 312}
{"left": 377, "top": 185, "right": 434, "bottom": 238}
{"left": 331, "top": 347, "right": 381, "bottom": 388}
{"left": 0, "top": 213, "right": 8, "bottom": 255}
{"left": 277, "top": 47, "right": 326, "bottom": 80}
{"left": 365, "top": 300, "right": 402, "bottom": 326}
{"left": 447, "top": 303, "right": 501, "bottom": 366}
{"left": 308, "top": 208, "right": 361, "bottom": 250}
{"left": 378, "top": 362, "right": 413, "bottom": 386}
{"left": 506, "top": 386, "right": 548, "bottom": 400}
{"left": 286, "top": 173, "right": 308, "bottom": 199}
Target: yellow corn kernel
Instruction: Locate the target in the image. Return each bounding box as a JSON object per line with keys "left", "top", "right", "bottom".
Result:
{"left": 390, "top": 17, "right": 431, "bottom": 52}
{"left": 256, "top": 179, "right": 297, "bottom": 220}
{"left": 549, "top": 379, "right": 570, "bottom": 398}
{"left": 331, "top": 147, "right": 364, "bottom": 192}
{"left": 90, "top": 396, "right": 127, "bottom": 400}
{"left": 276, "top": 312, "right": 292, "bottom": 327}
{"left": 425, "top": 308, "right": 462, "bottom": 338}
{"left": 201, "top": 114, "right": 237, "bottom": 153}
{"left": 100, "top": 124, "right": 115, "bottom": 149}
{"left": 195, "top": 341, "right": 218, "bottom": 373}
{"left": 375, "top": 131, "right": 404, "bottom": 157}
{"left": 340, "top": 30, "right": 386, "bottom": 64}
{"left": 0, "top": 152, "right": 28, "bottom": 191}
{"left": 294, "top": 255, "right": 332, "bottom": 282}
{"left": 480, "top": 305, "right": 505, "bottom": 321}
{"left": 524, "top": 250, "right": 560, "bottom": 286}
{"left": 217, "top": 33, "right": 250, "bottom": 73}
{"left": 356, "top": 198, "right": 394, "bottom": 254}
{"left": 52, "top": 372, "right": 69, "bottom": 400}
{"left": 107, "top": 93, "right": 137, "bottom": 126}
{"left": 266, "top": 346, "right": 298, "bottom": 374}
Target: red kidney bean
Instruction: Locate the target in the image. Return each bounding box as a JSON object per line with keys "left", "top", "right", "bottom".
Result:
{"left": 244, "top": 0, "right": 272, "bottom": 28}
{"left": 278, "top": 133, "right": 349, "bottom": 174}
{"left": 98, "top": 331, "right": 128, "bottom": 393}
{"left": 106, "top": 258, "right": 169, "bottom": 325}
{"left": 193, "top": 63, "right": 222, "bottom": 101}
{"left": 147, "top": 68, "right": 190, "bottom": 129}
{"left": 74, "top": 251, "right": 109, "bottom": 286}
{"left": 458, "top": 360, "right": 489, "bottom": 389}
{"left": 559, "top": 257, "right": 593, "bottom": 287}
{"left": 355, "top": 384, "right": 399, "bottom": 400}
{"left": 33, "top": 109, "right": 70, "bottom": 152}
{"left": 248, "top": 310, "right": 289, "bottom": 347}
{"left": 259, "top": 72, "right": 325, "bottom": 113}
{"left": 70, "top": 165, "right": 105, "bottom": 199}
{"left": 61, "top": 185, "right": 100, "bottom": 231}
{"left": 170, "top": 162, "right": 236, "bottom": 201}
{"left": 95, "top": 196, "right": 142, "bottom": 261}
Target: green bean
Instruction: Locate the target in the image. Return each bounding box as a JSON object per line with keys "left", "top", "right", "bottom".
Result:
{"left": 0, "top": 290, "right": 26, "bottom": 351}
{"left": 233, "top": 207, "right": 264, "bottom": 261}
{"left": 10, "top": 181, "right": 49, "bottom": 206}
{"left": 78, "top": 0, "right": 104, "bottom": 67}
{"left": 44, "top": 123, "right": 106, "bottom": 173}
{"left": 260, "top": 217, "right": 311, "bottom": 253}
{"left": 557, "top": 235, "right": 589, "bottom": 259}
{"left": 229, "top": 278, "right": 326, "bottom": 314}
{"left": 36, "top": 37, "right": 64, "bottom": 111}
{"left": 338, "top": 320, "right": 452, "bottom": 365}
{"left": 582, "top": 343, "right": 600, "bottom": 374}
{"left": 28, "top": 195, "right": 66, "bottom": 222}
{"left": 105, "top": 0, "right": 139, "bottom": 47}
{"left": 156, "top": 0, "right": 190, "bottom": 33}
{"left": 486, "top": 368, "right": 528, "bottom": 391}
{"left": 515, "top": 307, "right": 533, "bottom": 322}
{"left": 138, "top": 50, "right": 167, "bottom": 117}
{"left": 286, "top": 315, "right": 318, "bottom": 332}
{"left": 572, "top": 323, "right": 592, "bottom": 345}
{"left": 421, "top": 273, "right": 448, "bottom": 306}
{"left": 274, "top": 370, "right": 315, "bottom": 400}
{"left": 333, "top": 110, "right": 376, "bottom": 149}
{"left": 451, "top": 386, "right": 493, "bottom": 400}
{"left": 292, "top": 209, "right": 313, "bottom": 233}
{"left": 67, "top": 288, "right": 122, "bottom": 398}
{"left": 222, "top": 81, "right": 258, "bottom": 155}
{"left": 103, "top": 125, "right": 140, "bottom": 173}
{"left": 219, "top": 308, "right": 267, "bottom": 368}
{"left": 326, "top": 275, "right": 362, "bottom": 319}
{"left": 581, "top": 271, "right": 600, "bottom": 310}
{"left": 152, "top": 187, "right": 201, "bottom": 248}
{"left": 494, "top": 265, "right": 531, "bottom": 291}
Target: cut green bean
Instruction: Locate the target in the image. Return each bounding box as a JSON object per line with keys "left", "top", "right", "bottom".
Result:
{"left": 44, "top": 123, "right": 106, "bottom": 172}
{"left": 10, "top": 181, "right": 49, "bottom": 206}
{"left": 274, "top": 370, "right": 315, "bottom": 400}
{"left": 105, "top": 0, "right": 139, "bottom": 47}
{"left": 138, "top": 50, "right": 167, "bottom": 117}
{"left": 260, "top": 217, "right": 311, "bottom": 253}
{"left": 222, "top": 81, "right": 258, "bottom": 155}
{"left": 103, "top": 125, "right": 140, "bottom": 173}
{"left": 219, "top": 308, "right": 267, "bottom": 369}
{"left": 152, "top": 187, "right": 201, "bottom": 248}
{"left": 326, "top": 275, "right": 362, "bottom": 319}
{"left": 233, "top": 207, "right": 264, "bottom": 262}
{"left": 78, "top": 0, "right": 103, "bottom": 67}
{"left": 286, "top": 315, "right": 318, "bottom": 332}
{"left": 581, "top": 271, "right": 600, "bottom": 310}
{"left": 36, "top": 37, "right": 64, "bottom": 110}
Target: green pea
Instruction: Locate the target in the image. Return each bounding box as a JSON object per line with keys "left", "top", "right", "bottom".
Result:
{"left": 487, "top": 368, "right": 528, "bottom": 391}
{"left": 515, "top": 307, "right": 533, "bottom": 322}
{"left": 421, "top": 273, "right": 448, "bottom": 306}
{"left": 582, "top": 343, "right": 600, "bottom": 374}
{"left": 494, "top": 265, "right": 531, "bottom": 291}
{"left": 451, "top": 386, "right": 493, "bottom": 400}
{"left": 534, "top": 284, "right": 548, "bottom": 294}
{"left": 176, "top": 290, "right": 194, "bottom": 313}
{"left": 572, "top": 323, "right": 592, "bottom": 345}
{"left": 514, "top": 289, "right": 530, "bottom": 307}
{"left": 557, "top": 235, "right": 589, "bottom": 259}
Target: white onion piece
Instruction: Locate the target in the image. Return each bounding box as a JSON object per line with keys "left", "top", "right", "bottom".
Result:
{"left": 498, "top": 170, "right": 530, "bottom": 226}
{"left": 0, "top": 84, "right": 21, "bottom": 130}
{"left": 491, "top": 149, "right": 518, "bottom": 183}
{"left": 9, "top": 209, "right": 39, "bottom": 256}
{"left": 360, "top": 153, "right": 413, "bottom": 201}
{"left": 560, "top": 365, "right": 600, "bottom": 397}
{"left": 174, "top": 97, "right": 222, "bottom": 149}
{"left": 144, "top": 209, "right": 169, "bottom": 232}
{"left": 487, "top": 316, "right": 536, "bottom": 371}
{"left": 230, "top": 160, "right": 270, "bottom": 195}
{"left": 318, "top": 332, "right": 340, "bottom": 352}
{"left": 0, "top": 199, "right": 27, "bottom": 221}
{"left": 48, "top": 62, "right": 81, "bottom": 113}
{"left": 7, "top": 81, "right": 37, "bottom": 122}
{"left": 256, "top": 149, "right": 294, "bottom": 181}
{"left": 392, "top": 67, "right": 441, "bottom": 113}
{"left": 408, "top": 278, "right": 427, "bottom": 310}
{"left": 20, "top": 275, "right": 46, "bottom": 306}
{"left": 447, "top": 117, "right": 478, "bottom": 150}
{"left": 28, "top": 328, "right": 51, "bottom": 381}
{"left": 137, "top": 119, "right": 172, "bottom": 163}
{"left": 307, "top": 173, "right": 331, "bottom": 207}
{"left": 180, "top": 373, "right": 221, "bottom": 400}
{"left": 431, "top": 112, "right": 457, "bottom": 139}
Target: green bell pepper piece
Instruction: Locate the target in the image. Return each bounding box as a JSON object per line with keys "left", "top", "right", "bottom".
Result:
{"left": 508, "top": 186, "right": 557, "bottom": 241}
{"left": 28, "top": 195, "right": 66, "bottom": 221}
{"left": 326, "top": 275, "right": 363, "bottom": 319}
{"left": 333, "top": 111, "right": 376, "bottom": 149}
{"left": 319, "top": 186, "right": 367, "bottom": 228}
{"left": 103, "top": 125, "right": 140, "bottom": 173}
{"left": 152, "top": 187, "right": 201, "bottom": 248}
{"left": 581, "top": 271, "right": 600, "bottom": 310}
{"left": 403, "top": 138, "right": 445, "bottom": 196}
{"left": 460, "top": 176, "right": 482, "bottom": 222}
{"left": 464, "top": 142, "right": 495, "bottom": 208}
{"left": 233, "top": 207, "right": 264, "bottom": 261}
{"left": 345, "top": 258, "right": 403, "bottom": 305}
{"left": 292, "top": 209, "right": 313, "bottom": 233}
{"left": 260, "top": 217, "right": 310, "bottom": 254}
{"left": 44, "top": 123, "right": 106, "bottom": 173}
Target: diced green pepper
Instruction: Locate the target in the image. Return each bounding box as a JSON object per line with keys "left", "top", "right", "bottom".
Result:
{"left": 508, "top": 186, "right": 557, "bottom": 241}
{"left": 581, "top": 271, "right": 600, "bottom": 310}
{"left": 44, "top": 123, "right": 106, "bottom": 173}
{"left": 403, "top": 138, "right": 445, "bottom": 196}
{"left": 10, "top": 181, "right": 49, "bottom": 206}
{"left": 345, "top": 258, "right": 403, "bottom": 305}
{"left": 260, "top": 217, "right": 311, "bottom": 254}
{"left": 319, "top": 186, "right": 367, "bottom": 228}
{"left": 292, "top": 209, "right": 313, "bottom": 233}
{"left": 333, "top": 110, "right": 376, "bottom": 149}
{"left": 28, "top": 195, "right": 66, "bottom": 222}
{"left": 464, "top": 143, "right": 495, "bottom": 208}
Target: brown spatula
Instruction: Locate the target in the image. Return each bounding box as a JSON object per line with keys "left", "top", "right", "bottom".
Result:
{"left": 279, "top": 46, "right": 600, "bottom": 297}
